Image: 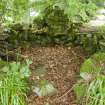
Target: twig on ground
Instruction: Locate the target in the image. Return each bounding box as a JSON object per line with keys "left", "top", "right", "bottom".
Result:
{"left": 52, "top": 86, "right": 74, "bottom": 103}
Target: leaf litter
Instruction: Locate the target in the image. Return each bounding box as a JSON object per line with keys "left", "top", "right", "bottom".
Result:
{"left": 22, "top": 46, "right": 86, "bottom": 105}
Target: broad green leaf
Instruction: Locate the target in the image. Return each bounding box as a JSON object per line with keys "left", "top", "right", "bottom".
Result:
{"left": 33, "top": 80, "right": 57, "bottom": 97}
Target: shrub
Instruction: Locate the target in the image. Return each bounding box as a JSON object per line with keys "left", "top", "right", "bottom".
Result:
{"left": 75, "top": 26, "right": 105, "bottom": 53}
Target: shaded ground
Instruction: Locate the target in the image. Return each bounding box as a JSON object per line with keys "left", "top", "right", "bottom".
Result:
{"left": 22, "top": 46, "right": 86, "bottom": 105}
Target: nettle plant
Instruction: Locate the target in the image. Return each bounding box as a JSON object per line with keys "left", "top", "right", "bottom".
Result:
{"left": 0, "top": 59, "right": 32, "bottom": 105}
{"left": 74, "top": 52, "right": 105, "bottom": 105}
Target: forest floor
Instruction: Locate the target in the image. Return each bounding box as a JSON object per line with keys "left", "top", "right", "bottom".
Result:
{"left": 22, "top": 46, "right": 86, "bottom": 105}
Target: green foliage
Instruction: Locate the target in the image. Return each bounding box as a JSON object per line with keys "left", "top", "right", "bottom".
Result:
{"left": 0, "top": 0, "right": 30, "bottom": 23}
{"left": 0, "top": 0, "right": 101, "bottom": 53}
{"left": 0, "top": 0, "right": 97, "bottom": 24}
{"left": 74, "top": 52, "right": 105, "bottom": 105}
{"left": 66, "top": 0, "right": 97, "bottom": 21}
{"left": 8, "top": 17, "right": 105, "bottom": 53}
{"left": 5, "top": 4, "right": 88, "bottom": 46}
{"left": 75, "top": 26, "right": 105, "bottom": 53}
{"left": 81, "top": 52, "right": 105, "bottom": 74}
{"left": 0, "top": 59, "right": 32, "bottom": 105}
{"left": 74, "top": 83, "right": 87, "bottom": 101}
{"left": 33, "top": 0, "right": 97, "bottom": 21}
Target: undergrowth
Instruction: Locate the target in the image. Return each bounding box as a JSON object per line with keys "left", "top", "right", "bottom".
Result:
{"left": 0, "top": 59, "right": 31, "bottom": 105}
{"left": 74, "top": 52, "right": 105, "bottom": 105}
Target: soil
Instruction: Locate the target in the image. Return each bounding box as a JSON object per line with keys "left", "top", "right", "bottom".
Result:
{"left": 22, "top": 46, "right": 86, "bottom": 105}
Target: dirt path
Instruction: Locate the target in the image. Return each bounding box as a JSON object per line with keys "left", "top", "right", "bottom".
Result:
{"left": 22, "top": 46, "right": 86, "bottom": 105}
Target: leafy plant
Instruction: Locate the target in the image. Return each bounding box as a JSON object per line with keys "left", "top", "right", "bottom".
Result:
{"left": 74, "top": 52, "right": 105, "bottom": 105}
{"left": 1, "top": 0, "right": 98, "bottom": 24}
{"left": 33, "top": 0, "right": 97, "bottom": 21}
{"left": 33, "top": 80, "right": 57, "bottom": 97}
{"left": 0, "top": 0, "right": 100, "bottom": 53}
{"left": 0, "top": 59, "right": 32, "bottom": 105}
